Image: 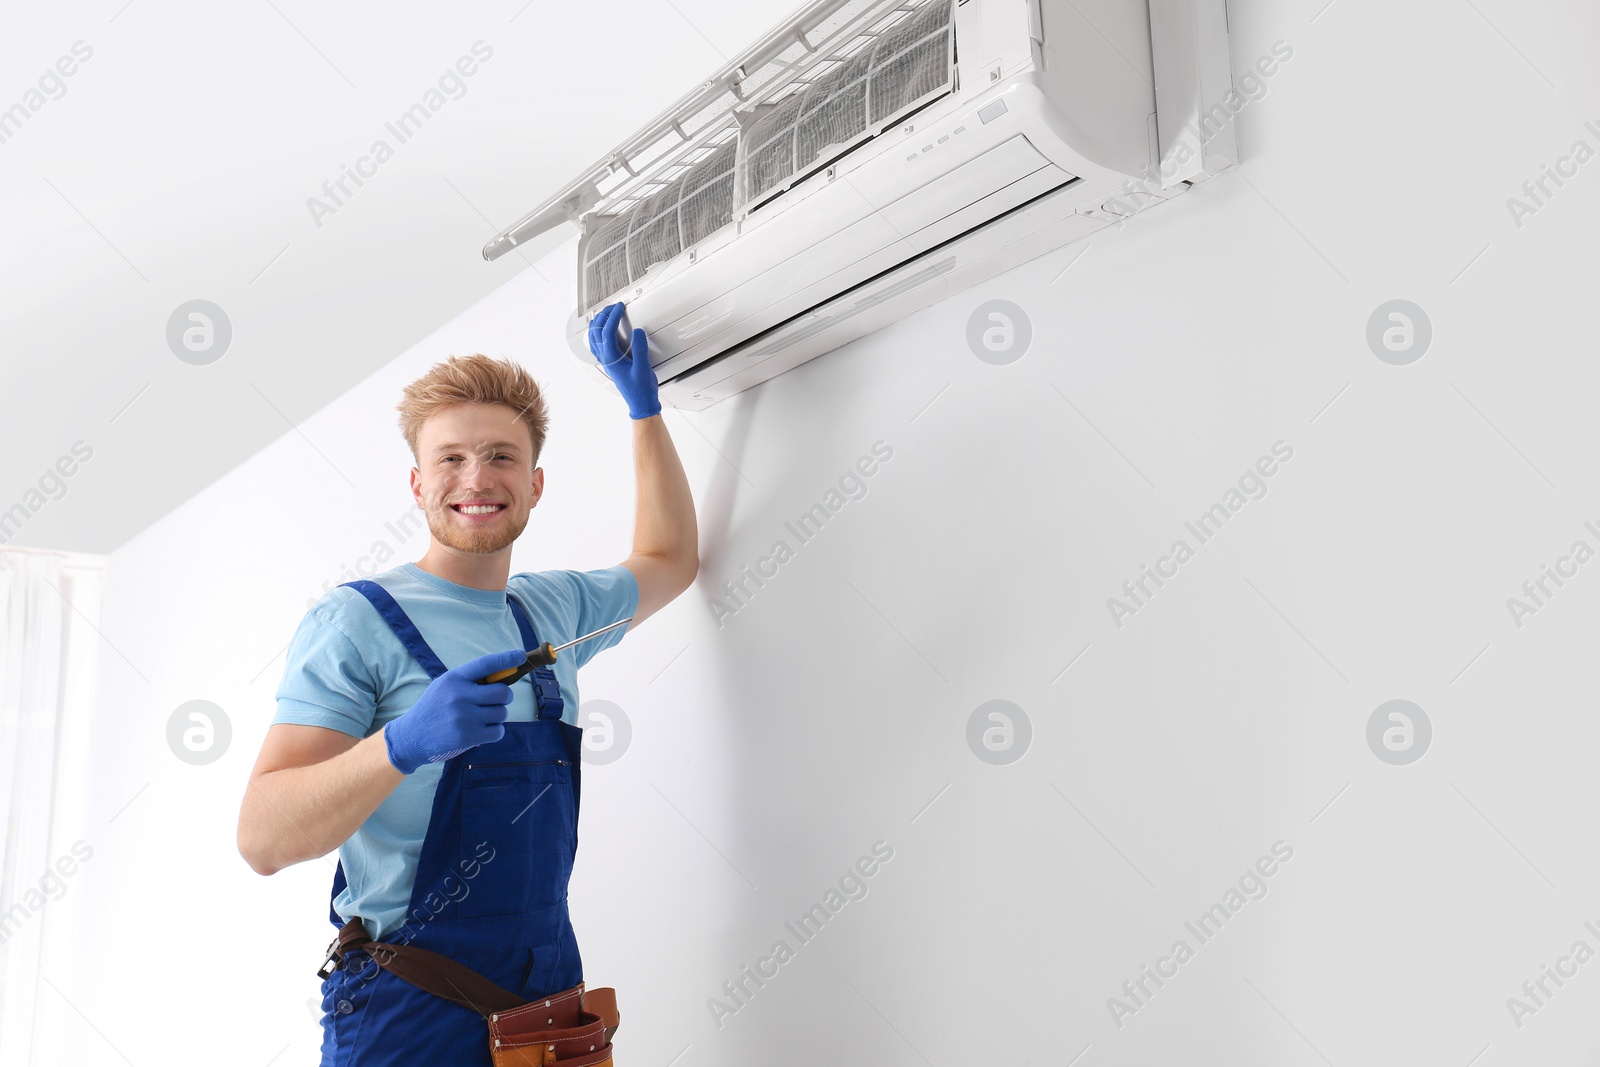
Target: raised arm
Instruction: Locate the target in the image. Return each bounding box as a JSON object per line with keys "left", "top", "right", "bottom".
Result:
{"left": 587, "top": 301, "right": 698, "bottom": 627}
{"left": 620, "top": 412, "right": 698, "bottom": 627}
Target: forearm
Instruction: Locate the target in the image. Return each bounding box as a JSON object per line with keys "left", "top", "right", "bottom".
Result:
{"left": 630, "top": 414, "right": 698, "bottom": 568}
{"left": 239, "top": 727, "right": 405, "bottom": 875}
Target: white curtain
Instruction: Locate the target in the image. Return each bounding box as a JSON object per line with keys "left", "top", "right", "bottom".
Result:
{"left": 0, "top": 549, "right": 104, "bottom": 1067}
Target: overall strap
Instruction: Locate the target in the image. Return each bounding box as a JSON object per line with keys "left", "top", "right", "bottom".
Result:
{"left": 328, "top": 861, "right": 348, "bottom": 929}
{"left": 507, "top": 592, "right": 565, "bottom": 721}
{"left": 321, "top": 577, "right": 454, "bottom": 927}
{"left": 340, "top": 579, "right": 450, "bottom": 678}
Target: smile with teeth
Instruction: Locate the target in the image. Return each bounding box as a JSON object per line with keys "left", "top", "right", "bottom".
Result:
{"left": 452, "top": 503, "right": 506, "bottom": 516}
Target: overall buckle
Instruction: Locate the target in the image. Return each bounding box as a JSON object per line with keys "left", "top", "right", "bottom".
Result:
{"left": 530, "top": 668, "right": 564, "bottom": 720}
{"left": 317, "top": 936, "right": 341, "bottom": 979}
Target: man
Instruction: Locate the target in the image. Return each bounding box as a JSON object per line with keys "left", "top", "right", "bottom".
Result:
{"left": 237, "top": 303, "right": 695, "bottom": 1063}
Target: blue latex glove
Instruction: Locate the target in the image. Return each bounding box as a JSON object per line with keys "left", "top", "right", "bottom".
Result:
{"left": 382, "top": 648, "right": 528, "bottom": 774}
{"left": 587, "top": 302, "right": 662, "bottom": 419}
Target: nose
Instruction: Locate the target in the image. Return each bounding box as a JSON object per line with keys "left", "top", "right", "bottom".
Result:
{"left": 457, "top": 453, "right": 498, "bottom": 483}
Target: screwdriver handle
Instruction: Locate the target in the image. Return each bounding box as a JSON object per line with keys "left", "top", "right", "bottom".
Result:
{"left": 479, "top": 643, "right": 556, "bottom": 686}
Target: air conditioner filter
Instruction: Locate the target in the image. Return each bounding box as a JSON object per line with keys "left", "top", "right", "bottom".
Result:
{"left": 579, "top": 0, "right": 954, "bottom": 306}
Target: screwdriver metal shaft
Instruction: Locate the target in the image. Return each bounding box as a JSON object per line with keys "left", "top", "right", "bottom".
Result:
{"left": 477, "top": 617, "right": 633, "bottom": 685}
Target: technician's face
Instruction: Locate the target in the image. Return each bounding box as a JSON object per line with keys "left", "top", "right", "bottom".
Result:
{"left": 411, "top": 402, "right": 542, "bottom": 555}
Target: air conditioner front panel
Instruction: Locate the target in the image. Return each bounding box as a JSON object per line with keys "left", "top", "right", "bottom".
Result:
{"left": 661, "top": 179, "right": 1113, "bottom": 408}
{"left": 895, "top": 153, "right": 1075, "bottom": 255}
{"left": 642, "top": 133, "right": 1067, "bottom": 381}
{"left": 666, "top": 256, "right": 962, "bottom": 402}
{"left": 645, "top": 204, "right": 910, "bottom": 375}
{"left": 871, "top": 133, "right": 1061, "bottom": 235}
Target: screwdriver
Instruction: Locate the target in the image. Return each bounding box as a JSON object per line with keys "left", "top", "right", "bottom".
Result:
{"left": 477, "top": 617, "right": 634, "bottom": 686}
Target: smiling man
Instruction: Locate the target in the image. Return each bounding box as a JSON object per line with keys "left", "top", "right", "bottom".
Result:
{"left": 237, "top": 303, "right": 695, "bottom": 1064}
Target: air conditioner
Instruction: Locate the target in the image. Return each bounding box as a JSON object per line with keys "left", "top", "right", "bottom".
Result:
{"left": 484, "top": 0, "right": 1236, "bottom": 410}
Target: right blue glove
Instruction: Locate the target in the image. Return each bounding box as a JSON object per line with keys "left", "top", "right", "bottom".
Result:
{"left": 382, "top": 648, "right": 528, "bottom": 774}
{"left": 587, "top": 301, "right": 662, "bottom": 420}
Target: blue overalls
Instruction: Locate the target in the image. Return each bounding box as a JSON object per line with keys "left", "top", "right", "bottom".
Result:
{"left": 318, "top": 579, "right": 586, "bottom": 1066}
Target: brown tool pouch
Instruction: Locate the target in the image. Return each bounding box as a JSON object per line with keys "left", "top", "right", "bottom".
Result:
{"left": 322, "top": 916, "right": 619, "bottom": 1066}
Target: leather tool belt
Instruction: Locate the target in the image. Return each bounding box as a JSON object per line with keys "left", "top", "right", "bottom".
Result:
{"left": 321, "top": 916, "right": 620, "bottom": 1066}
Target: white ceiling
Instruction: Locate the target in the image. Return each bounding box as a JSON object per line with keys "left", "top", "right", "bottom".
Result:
{"left": 0, "top": 0, "right": 789, "bottom": 555}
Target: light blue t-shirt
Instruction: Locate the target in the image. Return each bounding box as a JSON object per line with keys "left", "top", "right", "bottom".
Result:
{"left": 272, "top": 561, "right": 639, "bottom": 940}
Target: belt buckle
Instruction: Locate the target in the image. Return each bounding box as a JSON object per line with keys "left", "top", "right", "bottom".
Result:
{"left": 317, "top": 936, "right": 341, "bottom": 979}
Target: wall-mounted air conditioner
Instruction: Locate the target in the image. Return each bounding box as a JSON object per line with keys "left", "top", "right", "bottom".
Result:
{"left": 485, "top": 0, "right": 1235, "bottom": 410}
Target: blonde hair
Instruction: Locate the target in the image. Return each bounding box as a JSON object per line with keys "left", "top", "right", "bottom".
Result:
{"left": 397, "top": 354, "right": 548, "bottom": 465}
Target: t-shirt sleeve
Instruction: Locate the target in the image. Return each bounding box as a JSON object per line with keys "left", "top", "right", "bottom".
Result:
{"left": 272, "top": 608, "right": 379, "bottom": 738}
{"left": 542, "top": 565, "right": 640, "bottom": 669}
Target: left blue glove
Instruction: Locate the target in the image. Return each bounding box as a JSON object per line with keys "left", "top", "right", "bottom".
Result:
{"left": 587, "top": 302, "right": 661, "bottom": 420}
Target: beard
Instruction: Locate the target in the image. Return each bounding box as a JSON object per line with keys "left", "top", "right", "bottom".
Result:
{"left": 422, "top": 499, "right": 530, "bottom": 555}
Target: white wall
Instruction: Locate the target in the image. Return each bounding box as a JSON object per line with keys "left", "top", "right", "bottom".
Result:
{"left": 35, "top": 2, "right": 1600, "bottom": 1065}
